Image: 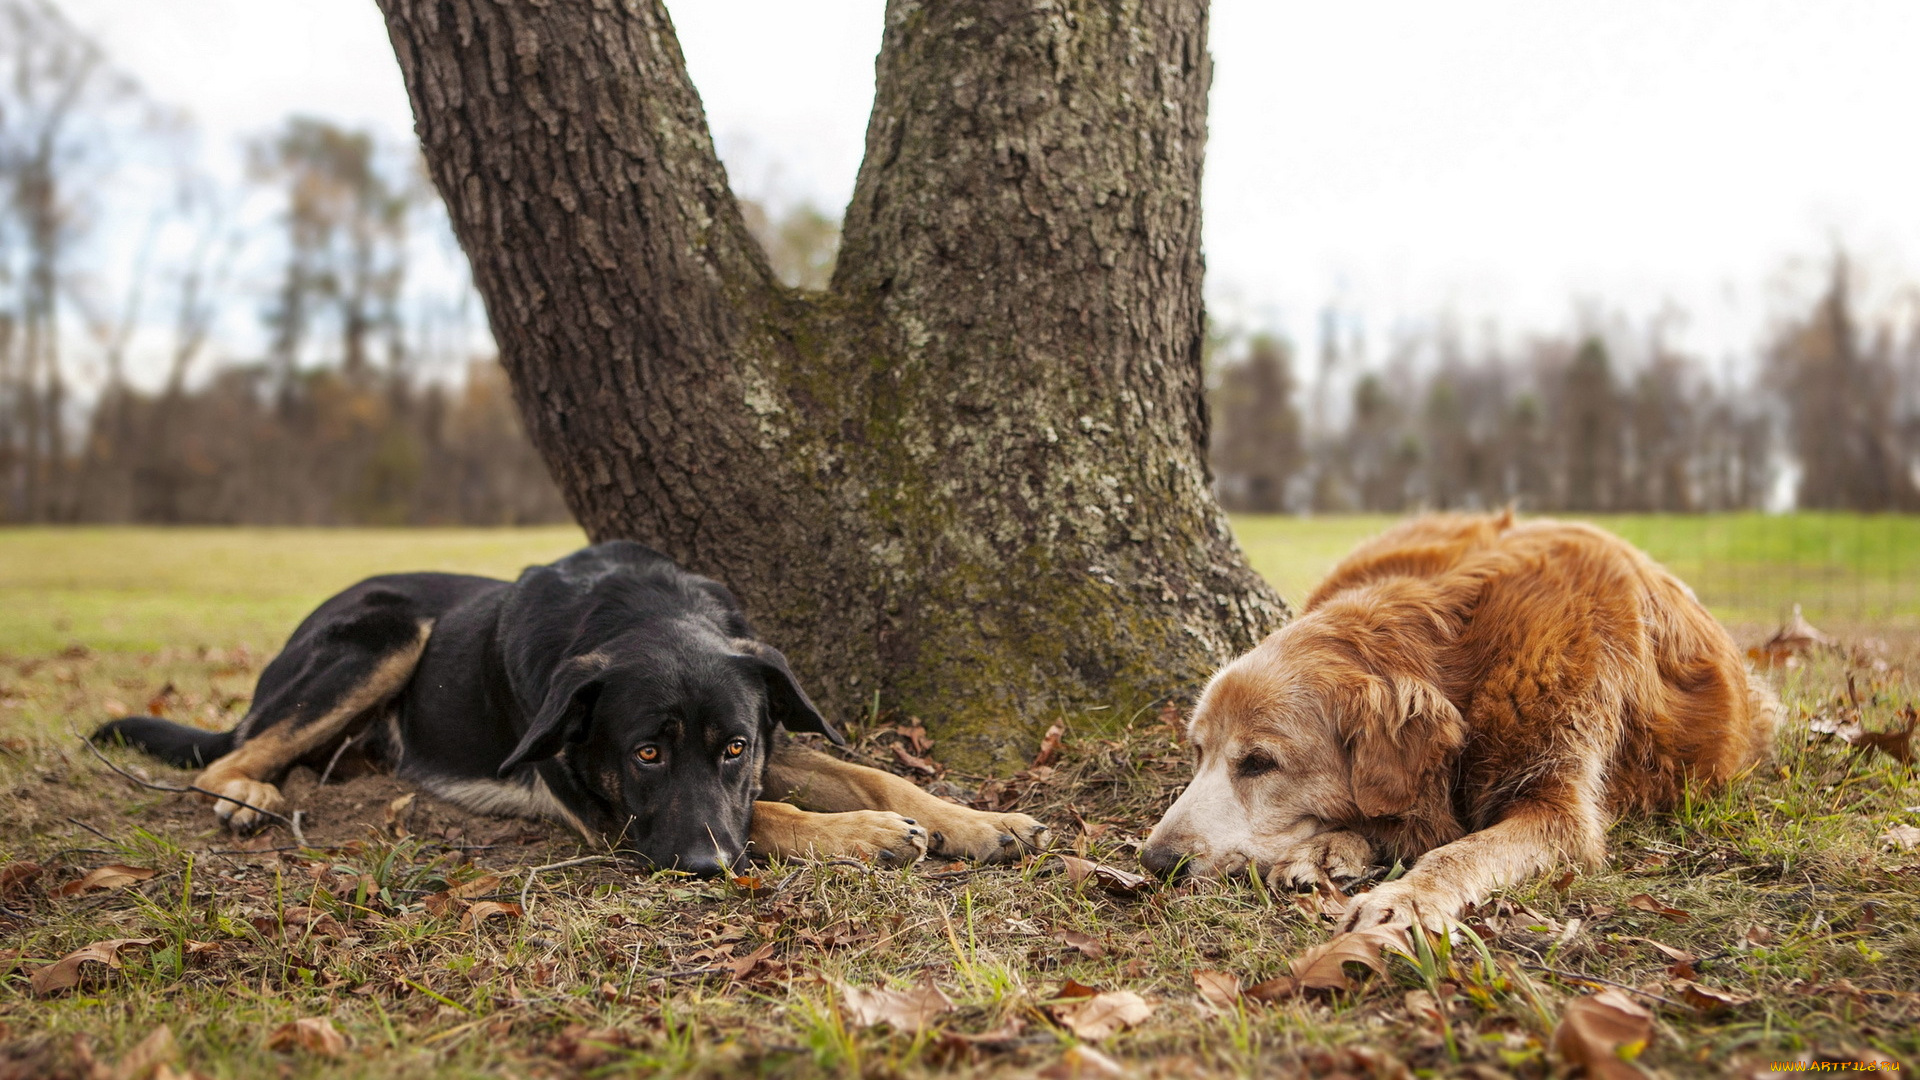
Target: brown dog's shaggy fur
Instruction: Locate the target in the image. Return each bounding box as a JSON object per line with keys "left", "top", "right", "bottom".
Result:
{"left": 1140, "top": 512, "right": 1779, "bottom": 928}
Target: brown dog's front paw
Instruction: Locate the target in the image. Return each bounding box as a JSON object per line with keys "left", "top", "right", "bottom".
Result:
{"left": 1340, "top": 878, "right": 1458, "bottom": 932}
{"left": 919, "top": 808, "right": 1051, "bottom": 864}
{"left": 211, "top": 778, "right": 285, "bottom": 833}
{"left": 1274, "top": 830, "right": 1374, "bottom": 890}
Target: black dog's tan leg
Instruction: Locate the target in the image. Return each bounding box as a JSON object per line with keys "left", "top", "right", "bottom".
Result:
{"left": 747, "top": 801, "right": 929, "bottom": 864}
{"left": 198, "top": 621, "right": 430, "bottom": 831}
{"left": 764, "top": 745, "right": 1051, "bottom": 863}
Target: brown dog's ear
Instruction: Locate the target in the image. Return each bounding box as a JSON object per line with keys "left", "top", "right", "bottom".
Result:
{"left": 731, "top": 639, "right": 845, "bottom": 746}
{"left": 1344, "top": 676, "right": 1465, "bottom": 819}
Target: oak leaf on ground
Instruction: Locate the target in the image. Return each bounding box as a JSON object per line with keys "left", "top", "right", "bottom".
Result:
{"left": 267, "top": 1016, "right": 348, "bottom": 1058}
{"left": 1192, "top": 969, "right": 1241, "bottom": 1012}
{"left": 57, "top": 865, "right": 156, "bottom": 897}
{"left": 1553, "top": 989, "right": 1653, "bottom": 1080}
{"left": 29, "top": 937, "right": 158, "bottom": 996}
{"left": 836, "top": 975, "right": 955, "bottom": 1032}
{"left": 1052, "top": 854, "right": 1151, "bottom": 896}
{"left": 1052, "top": 990, "right": 1153, "bottom": 1040}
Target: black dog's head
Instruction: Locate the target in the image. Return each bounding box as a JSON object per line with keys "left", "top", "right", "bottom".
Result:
{"left": 497, "top": 631, "right": 840, "bottom": 874}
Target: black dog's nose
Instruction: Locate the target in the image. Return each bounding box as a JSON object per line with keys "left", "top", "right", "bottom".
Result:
{"left": 673, "top": 852, "right": 731, "bottom": 878}
{"left": 1138, "top": 843, "right": 1188, "bottom": 880}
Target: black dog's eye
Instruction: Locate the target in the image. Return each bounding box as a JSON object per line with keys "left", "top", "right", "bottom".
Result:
{"left": 724, "top": 737, "right": 748, "bottom": 760}
{"left": 1234, "top": 750, "right": 1278, "bottom": 779}
{"left": 634, "top": 744, "right": 661, "bottom": 764}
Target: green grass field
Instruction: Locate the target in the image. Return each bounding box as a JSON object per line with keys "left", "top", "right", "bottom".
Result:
{"left": 4, "top": 513, "right": 1916, "bottom": 657}
{"left": 1, "top": 518, "right": 1917, "bottom": 1078}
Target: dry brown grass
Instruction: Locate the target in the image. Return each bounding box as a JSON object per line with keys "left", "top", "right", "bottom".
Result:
{"left": 2, "top": 524, "right": 1918, "bottom": 1077}
{"left": 1, "top": 638, "right": 1917, "bottom": 1078}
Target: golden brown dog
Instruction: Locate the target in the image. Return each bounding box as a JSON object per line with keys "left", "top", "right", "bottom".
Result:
{"left": 1140, "top": 512, "right": 1778, "bottom": 928}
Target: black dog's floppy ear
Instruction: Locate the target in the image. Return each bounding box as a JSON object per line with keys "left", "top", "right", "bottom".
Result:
{"left": 731, "top": 639, "right": 843, "bottom": 745}
{"left": 499, "top": 676, "right": 603, "bottom": 776}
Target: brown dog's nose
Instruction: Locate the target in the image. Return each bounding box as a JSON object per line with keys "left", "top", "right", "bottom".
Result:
{"left": 1138, "top": 842, "right": 1188, "bottom": 880}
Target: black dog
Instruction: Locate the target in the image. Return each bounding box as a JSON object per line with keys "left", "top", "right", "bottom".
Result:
{"left": 97, "top": 542, "right": 1049, "bottom": 872}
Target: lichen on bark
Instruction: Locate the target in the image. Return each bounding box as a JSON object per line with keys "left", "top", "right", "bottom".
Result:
{"left": 378, "top": 0, "right": 1289, "bottom": 770}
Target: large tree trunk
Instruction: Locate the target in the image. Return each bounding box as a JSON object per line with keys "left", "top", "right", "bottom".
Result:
{"left": 378, "top": 0, "right": 1286, "bottom": 767}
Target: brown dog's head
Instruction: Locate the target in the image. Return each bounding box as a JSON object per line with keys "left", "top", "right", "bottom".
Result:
{"left": 1139, "top": 593, "right": 1466, "bottom": 882}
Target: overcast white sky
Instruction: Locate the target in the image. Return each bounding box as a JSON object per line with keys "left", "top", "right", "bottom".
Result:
{"left": 56, "top": 0, "right": 1920, "bottom": 376}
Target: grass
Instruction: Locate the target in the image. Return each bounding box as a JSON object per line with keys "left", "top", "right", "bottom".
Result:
{"left": 2, "top": 518, "right": 1918, "bottom": 1077}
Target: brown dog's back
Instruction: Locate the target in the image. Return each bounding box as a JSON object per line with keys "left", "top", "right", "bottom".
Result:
{"left": 1310, "top": 511, "right": 1775, "bottom": 827}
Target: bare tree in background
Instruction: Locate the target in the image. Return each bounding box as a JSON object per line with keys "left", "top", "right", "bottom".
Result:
{"left": 0, "top": 0, "right": 137, "bottom": 521}
{"left": 1210, "top": 335, "right": 1302, "bottom": 512}
{"left": 378, "top": 0, "right": 1288, "bottom": 760}
{"left": 1768, "top": 254, "right": 1920, "bottom": 511}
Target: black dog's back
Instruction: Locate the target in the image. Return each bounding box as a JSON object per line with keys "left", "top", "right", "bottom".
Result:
{"left": 95, "top": 572, "right": 504, "bottom": 770}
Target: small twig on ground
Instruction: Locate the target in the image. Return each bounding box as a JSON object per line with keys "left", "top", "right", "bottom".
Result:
{"left": 75, "top": 729, "right": 290, "bottom": 825}
{"left": 519, "top": 855, "right": 619, "bottom": 916}
{"left": 64, "top": 816, "right": 119, "bottom": 845}
{"left": 317, "top": 734, "right": 357, "bottom": 788}
{"left": 290, "top": 809, "right": 307, "bottom": 848}
{"left": 1521, "top": 963, "right": 1688, "bottom": 1008}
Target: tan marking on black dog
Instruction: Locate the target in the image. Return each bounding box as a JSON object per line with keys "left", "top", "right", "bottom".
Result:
{"left": 195, "top": 620, "right": 431, "bottom": 831}
{"left": 763, "top": 745, "right": 1051, "bottom": 863}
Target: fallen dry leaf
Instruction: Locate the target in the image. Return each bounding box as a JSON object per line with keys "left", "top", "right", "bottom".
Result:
{"left": 1038, "top": 1044, "right": 1126, "bottom": 1079}
{"left": 30, "top": 937, "right": 158, "bottom": 996}
{"left": 725, "top": 941, "right": 777, "bottom": 980}
{"left": 1286, "top": 922, "right": 1415, "bottom": 992}
{"left": 57, "top": 865, "right": 157, "bottom": 897}
{"left": 1743, "top": 924, "right": 1776, "bottom": 948}
{"left": 1554, "top": 989, "right": 1653, "bottom": 1080}
{"left": 837, "top": 975, "right": 954, "bottom": 1032}
{"left": 1621, "top": 936, "right": 1696, "bottom": 966}
{"left": 1881, "top": 824, "right": 1920, "bottom": 852}
{"left": 1243, "top": 976, "right": 1298, "bottom": 1003}
{"left": 384, "top": 793, "right": 416, "bottom": 836}
{"left": 1055, "top": 978, "right": 1100, "bottom": 1001}
{"left": 1404, "top": 988, "right": 1444, "bottom": 1023}
{"left": 1054, "top": 929, "right": 1107, "bottom": 960}
{"left": 106, "top": 1024, "right": 177, "bottom": 1080}
{"left": 891, "top": 743, "right": 939, "bottom": 776}
{"left": 0, "top": 861, "right": 43, "bottom": 899}
{"left": 1749, "top": 605, "right": 1830, "bottom": 667}
{"left": 1054, "top": 854, "right": 1151, "bottom": 896}
{"left": 1053, "top": 990, "right": 1153, "bottom": 1040}
{"left": 1032, "top": 723, "right": 1066, "bottom": 769}
{"left": 463, "top": 901, "right": 523, "bottom": 927}
{"left": 448, "top": 874, "right": 502, "bottom": 899}
{"left": 1855, "top": 707, "right": 1917, "bottom": 768}
{"left": 731, "top": 874, "right": 774, "bottom": 898}
{"left": 1626, "top": 893, "right": 1691, "bottom": 923}
{"left": 268, "top": 1016, "right": 347, "bottom": 1058}
{"left": 1193, "top": 969, "right": 1241, "bottom": 1012}
{"left": 1672, "top": 979, "right": 1752, "bottom": 1015}
{"left": 1809, "top": 711, "right": 1865, "bottom": 744}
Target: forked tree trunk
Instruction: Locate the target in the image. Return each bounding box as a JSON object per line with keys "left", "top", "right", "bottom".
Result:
{"left": 378, "top": 0, "right": 1286, "bottom": 767}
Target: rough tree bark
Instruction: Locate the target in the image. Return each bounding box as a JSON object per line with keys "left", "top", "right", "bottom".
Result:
{"left": 378, "top": 0, "right": 1287, "bottom": 767}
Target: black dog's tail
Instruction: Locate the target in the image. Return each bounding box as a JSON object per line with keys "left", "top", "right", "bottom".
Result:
{"left": 91, "top": 718, "right": 236, "bottom": 769}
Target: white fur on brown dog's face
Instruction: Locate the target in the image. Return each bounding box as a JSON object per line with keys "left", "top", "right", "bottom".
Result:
{"left": 1138, "top": 636, "right": 1363, "bottom": 882}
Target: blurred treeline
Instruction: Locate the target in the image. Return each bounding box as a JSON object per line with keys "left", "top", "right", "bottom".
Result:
{"left": 5, "top": 1, "right": 1915, "bottom": 526}
{"left": 1209, "top": 256, "right": 1920, "bottom": 515}
{"left": 0, "top": 1, "right": 830, "bottom": 526}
